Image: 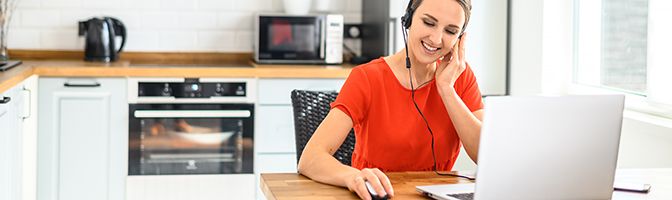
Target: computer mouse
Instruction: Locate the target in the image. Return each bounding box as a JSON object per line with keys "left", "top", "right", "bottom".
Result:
{"left": 365, "top": 181, "right": 389, "bottom": 200}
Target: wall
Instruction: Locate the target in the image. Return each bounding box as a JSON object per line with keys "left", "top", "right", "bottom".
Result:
{"left": 7, "top": 0, "right": 362, "bottom": 52}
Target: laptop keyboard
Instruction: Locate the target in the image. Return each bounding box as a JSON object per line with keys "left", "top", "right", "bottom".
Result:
{"left": 446, "top": 193, "right": 474, "bottom": 200}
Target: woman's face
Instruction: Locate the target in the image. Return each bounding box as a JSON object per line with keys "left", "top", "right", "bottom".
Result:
{"left": 407, "top": 0, "right": 466, "bottom": 65}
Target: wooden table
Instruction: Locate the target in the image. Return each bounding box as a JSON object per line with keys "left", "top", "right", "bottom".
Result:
{"left": 260, "top": 168, "right": 672, "bottom": 200}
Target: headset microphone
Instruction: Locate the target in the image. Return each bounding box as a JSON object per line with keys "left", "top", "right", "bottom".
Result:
{"left": 402, "top": 25, "right": 411, "bottom": 69}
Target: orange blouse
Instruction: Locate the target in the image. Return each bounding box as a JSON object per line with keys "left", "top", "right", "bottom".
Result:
{"left": 331, "top": 58, "right": 484, "bottom": 172}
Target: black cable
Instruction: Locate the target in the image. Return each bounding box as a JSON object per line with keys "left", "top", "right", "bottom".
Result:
{"left": 408, "top": 68, "right": 475, "bottom": 180}
{"left": 402, "top": 25, "right": 473, "bottom": 181}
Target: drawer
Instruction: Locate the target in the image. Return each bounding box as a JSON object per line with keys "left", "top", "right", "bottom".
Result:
{"left": 256, "top": 105, "right": 296, "bottom": 153}
{"left": 258, "top": 79, "right": 345, "bottom": 105}
{"left": 0, "top": 86, "right": 18, "bottom": 119}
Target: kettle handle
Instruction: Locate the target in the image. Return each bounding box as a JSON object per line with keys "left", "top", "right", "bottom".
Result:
{"left": 108, "top": 17, "right": 127, "bottom": 54}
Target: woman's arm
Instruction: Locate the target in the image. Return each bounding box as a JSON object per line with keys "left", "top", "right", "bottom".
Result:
{"left": 298, "top": 108, "right": 394, "bottom": 199}
{"left": 438, "top": 90, "right": 483, "bottom": 163}
{"left": 435, "top": 33, "right": 483, "bottom": 163}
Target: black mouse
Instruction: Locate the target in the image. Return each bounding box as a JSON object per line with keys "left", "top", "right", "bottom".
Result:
{"left": 365, "top": 181, "right": 389, "bottom": 200}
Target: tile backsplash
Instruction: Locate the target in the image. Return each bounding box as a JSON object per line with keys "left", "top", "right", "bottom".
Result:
{"left": 8, "top": 0, "right": 362, "bottom": 53}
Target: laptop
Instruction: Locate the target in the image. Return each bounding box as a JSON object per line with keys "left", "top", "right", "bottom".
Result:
{"left": 417, "top": 95, "right": 625, "bottom": 200}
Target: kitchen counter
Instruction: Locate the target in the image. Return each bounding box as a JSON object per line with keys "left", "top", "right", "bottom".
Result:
{"left": 0, "top": 60, "right": 354, "bottom": 93}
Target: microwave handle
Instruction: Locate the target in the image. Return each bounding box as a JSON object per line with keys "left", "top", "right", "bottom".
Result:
{"left": 390, "top": 17, "right": 398, "bottom": 56}
{"left": 319, "top": 18, "right": 326, "bottom": 59}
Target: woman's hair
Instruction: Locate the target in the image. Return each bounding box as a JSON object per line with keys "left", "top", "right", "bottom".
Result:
{"left": 408, "top": 0, "right": 472, "bottom": 33}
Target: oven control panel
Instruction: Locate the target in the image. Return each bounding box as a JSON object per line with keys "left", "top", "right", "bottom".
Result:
{"left": 138, "top": 78, "right": 246, "bottom": 98}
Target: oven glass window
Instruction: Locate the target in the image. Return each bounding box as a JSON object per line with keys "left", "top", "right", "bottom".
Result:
{"left": 129, "top": 104, "right": 254, "bottom": 175}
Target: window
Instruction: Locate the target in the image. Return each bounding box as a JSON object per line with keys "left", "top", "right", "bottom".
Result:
{"left": 574, "top": 0, "right": 648, "bottom": 95}
{"left": 573, "top": 0, "right": 672, "bottom": 116}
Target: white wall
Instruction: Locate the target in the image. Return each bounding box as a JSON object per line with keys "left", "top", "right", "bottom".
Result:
{"left": 509, "top": 0, "right": 544, "bottom": 95}
{"left": 7, "top": 0, "right": 362, "bottom": 52}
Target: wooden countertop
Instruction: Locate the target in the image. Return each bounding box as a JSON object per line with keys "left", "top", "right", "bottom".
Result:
{"left": 260, "top": 171, "right": 473, "bottom": 200}
{"left": 0, "top": 60, "right": 354, "bottom": 93}
{"left": 260, "top": 169, "right": 672, "bottom": 200}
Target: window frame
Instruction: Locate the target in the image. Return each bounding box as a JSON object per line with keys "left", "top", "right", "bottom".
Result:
{"left": 570, "top": 0, "right": 672, "bottom": 119}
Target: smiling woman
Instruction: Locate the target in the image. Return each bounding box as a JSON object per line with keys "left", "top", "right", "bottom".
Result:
{"left": 295, "top": 0, "right": 486, "bottom": 199}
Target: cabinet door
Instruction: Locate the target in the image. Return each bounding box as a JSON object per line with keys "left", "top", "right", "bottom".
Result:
{"left": 38, "top": 78, "right": 127, "bottom": 200}
{"left": 21, "top": 75, "right": 38, "bottom": 200}
{"left": 0, "top": 88, "right": 11, "bottom": 200}
{"left": 256, "top": 105, "right": 296, "bottom": 153}
{"left": 255, "top": 79, "right": 345, "bottom": 200}
{"left": 1, "top": 84, "right": 23, "bottom": 200}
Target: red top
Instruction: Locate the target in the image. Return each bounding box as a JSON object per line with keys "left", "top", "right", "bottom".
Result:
{"left": 331, "top": 58, "right": 484, "bottom": 172}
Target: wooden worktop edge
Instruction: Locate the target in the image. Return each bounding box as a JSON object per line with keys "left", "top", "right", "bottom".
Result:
{"left": 9, "top": 50, "right": 253, "bottom": 65}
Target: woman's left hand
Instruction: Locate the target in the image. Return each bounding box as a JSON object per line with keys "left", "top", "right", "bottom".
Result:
{"left": 435, "top": 32, "right": 467, "bottom": 90}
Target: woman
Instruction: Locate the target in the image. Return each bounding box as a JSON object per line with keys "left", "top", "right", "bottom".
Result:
{"left": 297, "top": 0, "right": 482, "bottom": 199}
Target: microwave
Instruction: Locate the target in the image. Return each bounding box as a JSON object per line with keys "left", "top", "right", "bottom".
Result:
{"left": 254, "top": 14, "right": 343, "bottom": 64}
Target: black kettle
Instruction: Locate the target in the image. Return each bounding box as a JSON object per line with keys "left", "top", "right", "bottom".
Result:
{"left": 78, "top": 17, "right": 127, "bottom": 62}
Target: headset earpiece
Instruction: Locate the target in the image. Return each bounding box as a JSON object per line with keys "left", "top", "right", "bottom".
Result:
{"left": 402, "top": 0, "right": 415, "bottom": 29}
{"left": 402, "top": 0, "right": 415, "bottom": 69}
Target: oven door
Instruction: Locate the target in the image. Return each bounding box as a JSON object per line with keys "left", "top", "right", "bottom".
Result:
{"left": 128, "top": 104, "right": 254, "bottom": 175}
{"left": 256, "top": 15, "right": 325, "bottom": 63}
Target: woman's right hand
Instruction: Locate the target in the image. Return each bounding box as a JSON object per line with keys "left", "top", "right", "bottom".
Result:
{"left": 346, "top": 168, "right": 394, "bottom": 200}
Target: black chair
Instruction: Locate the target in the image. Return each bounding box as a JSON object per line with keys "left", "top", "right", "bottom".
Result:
{"left": 291, "top": 90, "right": 356, "bottom": 166}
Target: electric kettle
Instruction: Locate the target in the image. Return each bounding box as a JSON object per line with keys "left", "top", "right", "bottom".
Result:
{"left": 78, "top": 17, "right": 127, "bottom": 62}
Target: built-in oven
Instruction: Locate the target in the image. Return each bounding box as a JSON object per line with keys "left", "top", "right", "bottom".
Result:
{"left": 126, "top": 78, "right": 257, "bottom": 200}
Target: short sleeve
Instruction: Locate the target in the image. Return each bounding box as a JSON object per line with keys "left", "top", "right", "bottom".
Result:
{"left": 331, "top": 67, "right": 371, "bottom": 125}
{"left": 455, "top": 63, "right": 484, "bottom": 112}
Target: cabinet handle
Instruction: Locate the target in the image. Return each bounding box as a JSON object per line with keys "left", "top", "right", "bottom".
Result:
{"left": 22, "top": 87, "right": 31, "bottom": 120}
{"left": 0, "top": 96, "right": 10, "bottom": 104}
{"left": 64, "top": 82, "right": 101, "bottom": 87}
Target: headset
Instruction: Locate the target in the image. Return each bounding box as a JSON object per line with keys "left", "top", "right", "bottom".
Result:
{"left": 400, "top": 0, "right": 472, "bottom": 179}
{"left": 401, "top": 0, "right": 414, "bottom": 69}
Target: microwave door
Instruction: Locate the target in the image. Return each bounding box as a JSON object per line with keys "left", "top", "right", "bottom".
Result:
{"left": 257, "top": 16, "right": 322, "bottom": 64}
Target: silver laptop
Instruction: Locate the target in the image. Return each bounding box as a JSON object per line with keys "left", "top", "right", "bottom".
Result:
{"left": 417, "top": 95, "right": 625, "bottom": 200}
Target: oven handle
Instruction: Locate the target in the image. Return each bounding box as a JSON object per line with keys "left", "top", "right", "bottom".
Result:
{"left": 134, "top": 110, "right": 251, "bottom": 118}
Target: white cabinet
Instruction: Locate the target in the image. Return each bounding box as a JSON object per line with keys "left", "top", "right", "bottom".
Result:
{"left": 21, "top": 75, "right": 39, "bottom": 200}
{"left": 38, "top": 78, "right": 127, "bottom": 200}
{"left": 0, "top": 75, "right": 36, "bottom": 200}
{"left": 1, "top": 82, "right": 23, "bottom": 200}
{"left": 255, "top": 78, "right": 344, "bottom": 200}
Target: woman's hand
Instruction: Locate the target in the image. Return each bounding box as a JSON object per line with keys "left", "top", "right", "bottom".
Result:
{"left": 436, "top": 32, "right": 467, "bottom": 90}
{"left": 345, "top": 168, "right": 394, "bottom": 200}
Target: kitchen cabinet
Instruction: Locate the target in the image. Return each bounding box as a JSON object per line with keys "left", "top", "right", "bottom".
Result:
{"left": 37, "top": 78, "right": 127, "bottom": 200}
{"left": 0, "top": 75, "right": 35, "bottom": 200}
{"left": 22, "top": 75, "right": 39, "bottom": 200}
{"left": 255, "top": 78, "right": 345, "bottom": 199}
{"left": 1, "top": 82, "right": 23, "bottom": 200}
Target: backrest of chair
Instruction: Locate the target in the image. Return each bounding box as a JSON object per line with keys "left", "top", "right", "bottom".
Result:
{"left": 290, "top": 90, "right": 356, "bottom": 166}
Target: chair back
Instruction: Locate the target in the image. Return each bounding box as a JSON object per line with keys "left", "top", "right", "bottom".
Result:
{"left": 290, "top": 90, "right": 356, "bottom": 166}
